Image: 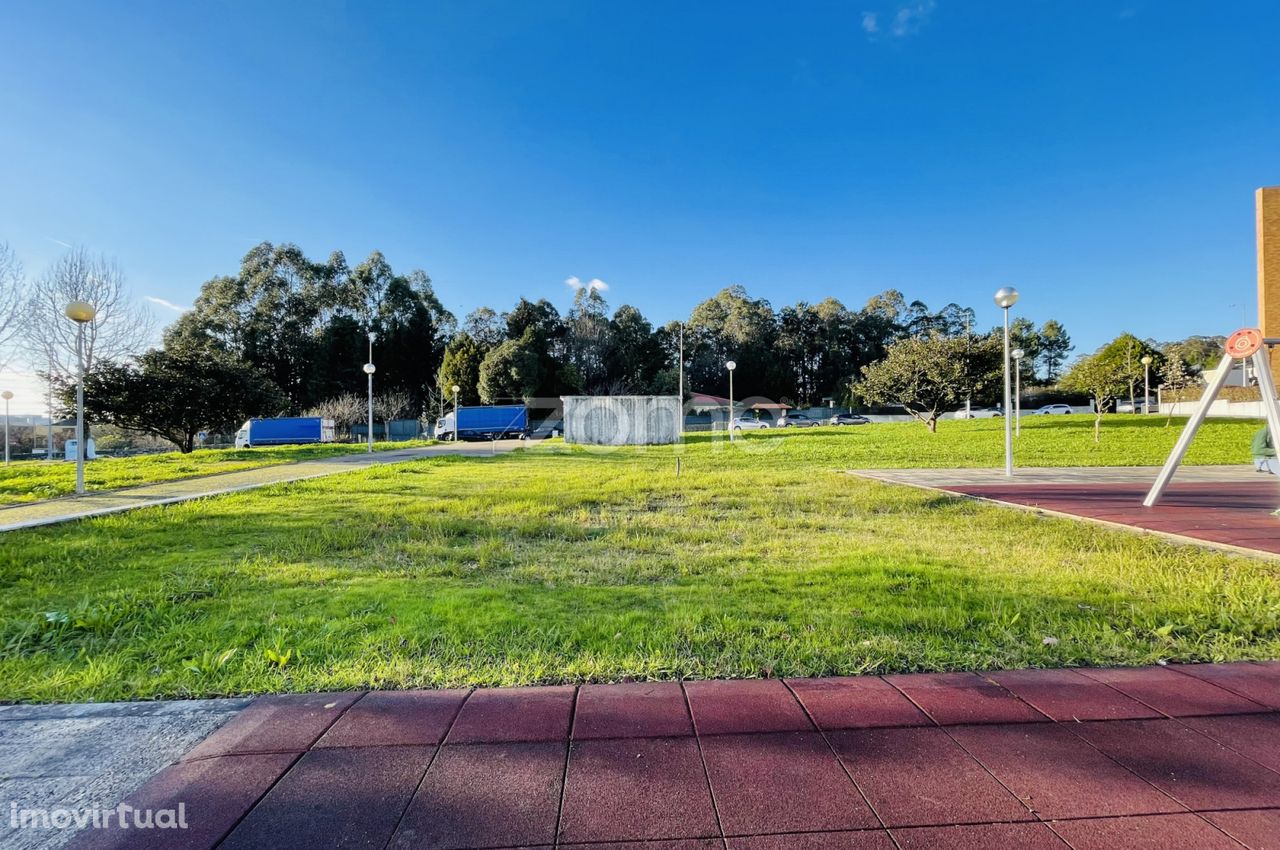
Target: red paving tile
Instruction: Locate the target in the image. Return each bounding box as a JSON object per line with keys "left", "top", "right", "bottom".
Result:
{"left": 947, "top": 480, "right": 1280, "bottom": 555}
{"left": 67, "top": 752, "right": 297, "bottom": 850}
{"left": 1176, "top": 663, "right": 1280, "bottom": 709}
{"left": 830, "top": 726, "right": 1032, "bottom": 827}
{"left": 727, "top": 831, "right": 896, "bottom": 849}
{"left": 572, "top": 682, "right": 693, "bottom": 739}
{"left": 882, "top": 671, "right": 1048, "bottom": 725}
{"left": 786, "top": 676, "right": 931, "bottom": 730}
{"left": 1202, "top": 809, "right": 1280, "bottom": 850}
{"left": 182, "top": 692, "right": 362, "bottom": 759}
{"left": 1076, "top": 718, "right": 1280, "bottom": 811}
{"left": 219, "top": 745, "right": 432, "bottom": 850}
{"left": 389, "top": 742, "right": 566, "bottom": 850}
{"left": 984, "top": 668, "right": 1162, "bottom": 721}
{"left": 558, "top": 737, "right": 718, "bottom": 843}
{"left": 700, "top": 731, "right": 878, "bottom": 835}
{"left": 1077, "top": 666, "right": 1268, "bottom": 717}
{"left": 684, "top": 679, "right": 814, "bottom": 735}
{"left": 949, "top": 723, "right": 1183, "bottom": 819}
{"left": 892, "top": 822, "right": 1070, "bottom": 850}
{"left": 569, "top": 842, "right": 723, "bottom": 850}
{"left": 315, "top": 689, "right": 468, "bottom": 748}
{"left": 1049, "top": 812, "right": 1243, "bottom": 850}
{"left": 1181, "top": 714, "right": 1280, "bottom": 773}
{"left": 445, "top": 685, "right": 575, "bottom": 744}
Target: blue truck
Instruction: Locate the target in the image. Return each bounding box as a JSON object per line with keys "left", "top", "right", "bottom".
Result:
{"left": 235, "top": 417, "right": 336, "bottom": 449}
{"left": 435, "top": 405, "right": 527, "bottom": 441}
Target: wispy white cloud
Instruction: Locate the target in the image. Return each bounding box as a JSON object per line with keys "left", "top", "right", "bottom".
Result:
{"left": 44, "top": 237, "right": 72, "bottom": 249}
{"left": 565, "top": 276, "right": 609, "bottom": 292}
{"left": 890, "top": 0, "right": 935, "bottom": 37}
{"left": 862, "top": 1, "right": 936, "bottom": 39}
{"left": 143, "top": 295, "right": 190, "bottom": 313}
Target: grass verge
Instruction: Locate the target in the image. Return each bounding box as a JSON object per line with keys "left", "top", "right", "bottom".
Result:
{"left": 0, "top": 419, "right": 1275, "bottom": 702}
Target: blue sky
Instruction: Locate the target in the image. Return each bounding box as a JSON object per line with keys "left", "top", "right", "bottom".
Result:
{"left": 1, "top": 1, "right": 1277, "bottom": 409}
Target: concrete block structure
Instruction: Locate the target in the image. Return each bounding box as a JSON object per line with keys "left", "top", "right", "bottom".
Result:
{"left": 560, "top": 396, "right": 682, "bottom": 445}
{"left": 1258, "top": 186, "right": 1280, "bottom": 376}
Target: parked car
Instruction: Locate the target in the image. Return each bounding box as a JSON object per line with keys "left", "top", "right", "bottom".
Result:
{"left": 731, "top": 414, "right": 771, "bottom": 431}
{"left": 953, "top": 407, "right": 1003, "bottom": 419}
{"left": 1033, "top": 404, "right": 1074, "bottom": 415}
{"left": 779, "top": 412, "right": 819, "bottom": 428}
{"left": 1115, "top": 401, "right": 1154, "bottom": 413}
{"left": 828, "top": 413, "right": 871, "bottom": 426}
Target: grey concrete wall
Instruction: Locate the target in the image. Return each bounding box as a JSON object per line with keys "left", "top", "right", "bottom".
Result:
{"left": 561, "top": 396, "right": 682, "bottom": 445}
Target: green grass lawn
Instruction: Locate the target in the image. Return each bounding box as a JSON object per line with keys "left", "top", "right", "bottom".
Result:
{"left": 1, "top": 417, "right": 1276, "bottom": 703}
{"left": 0, "top": 440, "right": 438, "bottom": 505}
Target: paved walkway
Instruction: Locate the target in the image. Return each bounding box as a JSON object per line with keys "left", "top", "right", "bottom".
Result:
{"left": 9, "top": 662, "right": 1271, "bottom": 849}
{"left": 0, "top": 441, "right": 523, "bottom": 533}
{"left": 851, "top": 466, "right": 1280, "bottom": 558}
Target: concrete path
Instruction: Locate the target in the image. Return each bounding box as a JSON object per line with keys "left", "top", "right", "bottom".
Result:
{"left": 0, "top": 699, "right": 249, "bottom": 850}
{"left": 4, "top": 662, "right": 1271, "bottom": 849}
{"left": 0, "top": 441, "right": 523, "bottom": 533}
{"left": 851, "top": 466, "right": 1280, "bottom": 558}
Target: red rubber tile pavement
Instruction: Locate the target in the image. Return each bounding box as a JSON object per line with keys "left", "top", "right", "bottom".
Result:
{"left": 700, "top": 731, "right": 878, "bottom": 835}
{"left": 67, "top": 752, "right": 298, "bottom": 850}
{"left": 1176, "top": 662, "right": 1280, "bottom": 709}
{"left": 444, "top": 685, "right": 575, "bottom": 744}
{"left": 944, "top": 480, "right": 1280, "bottom": 556}
{"left": 892, "top": 822, "right": 1070, "bottom": 850}
{"left": 727, "top": 831, "right": 896, "bottom": 849}
{"left": 1180, "top": 713, "right": 1280, "bottom": 773}
{"left": 1049, "top": 812, "right": 1244, "bottom": 850}
{"left": 389, "top": 741, "right": 566, "bottom": 850}
{"left": 1075, "top": 718, "right": 1280, "bottom": 811}
{"left": 135, "top": 663, "right": 1280, "bottom": 850}
{"left": 558, "top": 737, "right": 718, "bottom": 843}
{"left": 315, "top": 689, "right": 468, "bottom": 748}
{"left": 984, "top": 667, "right": 1162, "bottom": 721}
{"left": 218, "top": 745, "right": 432, "bottom": 850}
{"left": 684, "top": 679, "right": 813, "bottom": 734}
{"left": 830, "top": 726, "right": 1033, "bottom": 827}
{"left": 786, "top": 675, "right": 931, "bottom": 730}
{"left": 181, "top": 692, "right": 361, "bottom": 759}
{"left": 948, "top": 723, "right": 1182, "bottom": 819}
{"left": 1077, "top": 666, "right": 1269, "bottom": 717}
{"left": 882, "top": 671, "right": 1048, "bottom": 725}
{"left": 1202, "top": 809, "right": 1280, "bottom": 850}
{"left": 572, "top": 681, "right": 694, "bottom": 739}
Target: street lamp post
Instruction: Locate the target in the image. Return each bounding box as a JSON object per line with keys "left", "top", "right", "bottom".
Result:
{"left": 1011, "top": 348, "right": 1024, "bottom": 437}
{"left": 1141, "top": 355, "right": 1153, "bottom": 414}
{"left": 1, "top": 391, "right": 12, "bottom": 465}
{"left": 65, "top": 300, "right": 97, "bottom": 495}
{"left": 364, "top": 330, "right": 377, "bottom": 454}
{"left": 451, "top": 384, "right": 460, "bottom": 441}
{"left": 994, "top": 287, "right": 1019, "bottom": 477}
{"left": 725, "top": 360, "right": 737, "bottom": 442}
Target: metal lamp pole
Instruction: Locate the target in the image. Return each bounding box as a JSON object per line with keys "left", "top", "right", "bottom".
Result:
{"left": 1011, "top": 348, "right": 1024, "bottom": 437}
{"left": 726, "top": 360, "right": 736, "bottom": 442}
{"left": 2, "top": 391, "right": 12, "bottom": 465}
{"left": 65, "top": 301, "right": 97, "bottom": 495}
{"left": 994, "top": 287, "right": 1019, "bottom": 476}
{"left": 364, "top": 330, "right": 377, "bottom": 454}
{"left": 451, "top": 384, "right": 460, "bottom": 441}
{"left": 1141, "top": 355, "right": 1153, "bottom": 414}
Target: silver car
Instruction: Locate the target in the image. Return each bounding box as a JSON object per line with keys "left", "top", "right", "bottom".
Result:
{"left": 731, "top": 415, "right": 771, "bottom": 431}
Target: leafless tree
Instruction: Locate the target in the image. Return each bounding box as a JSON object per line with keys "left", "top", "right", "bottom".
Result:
{"left": 0, "top": 243, "right": 25, "bottom": 374}
{"left": 305, "top": 392, "right": 364, "bottom": 440}
{"left": 23, "top": 248, "right": 154, "bottom": 379}
{"left": 374, "top": 391, "right": 415, "bottom": 425}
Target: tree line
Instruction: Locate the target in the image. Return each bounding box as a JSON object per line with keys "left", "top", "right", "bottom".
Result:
{"left": 1, "top": 240, "right": 1094, "bottom": 451}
